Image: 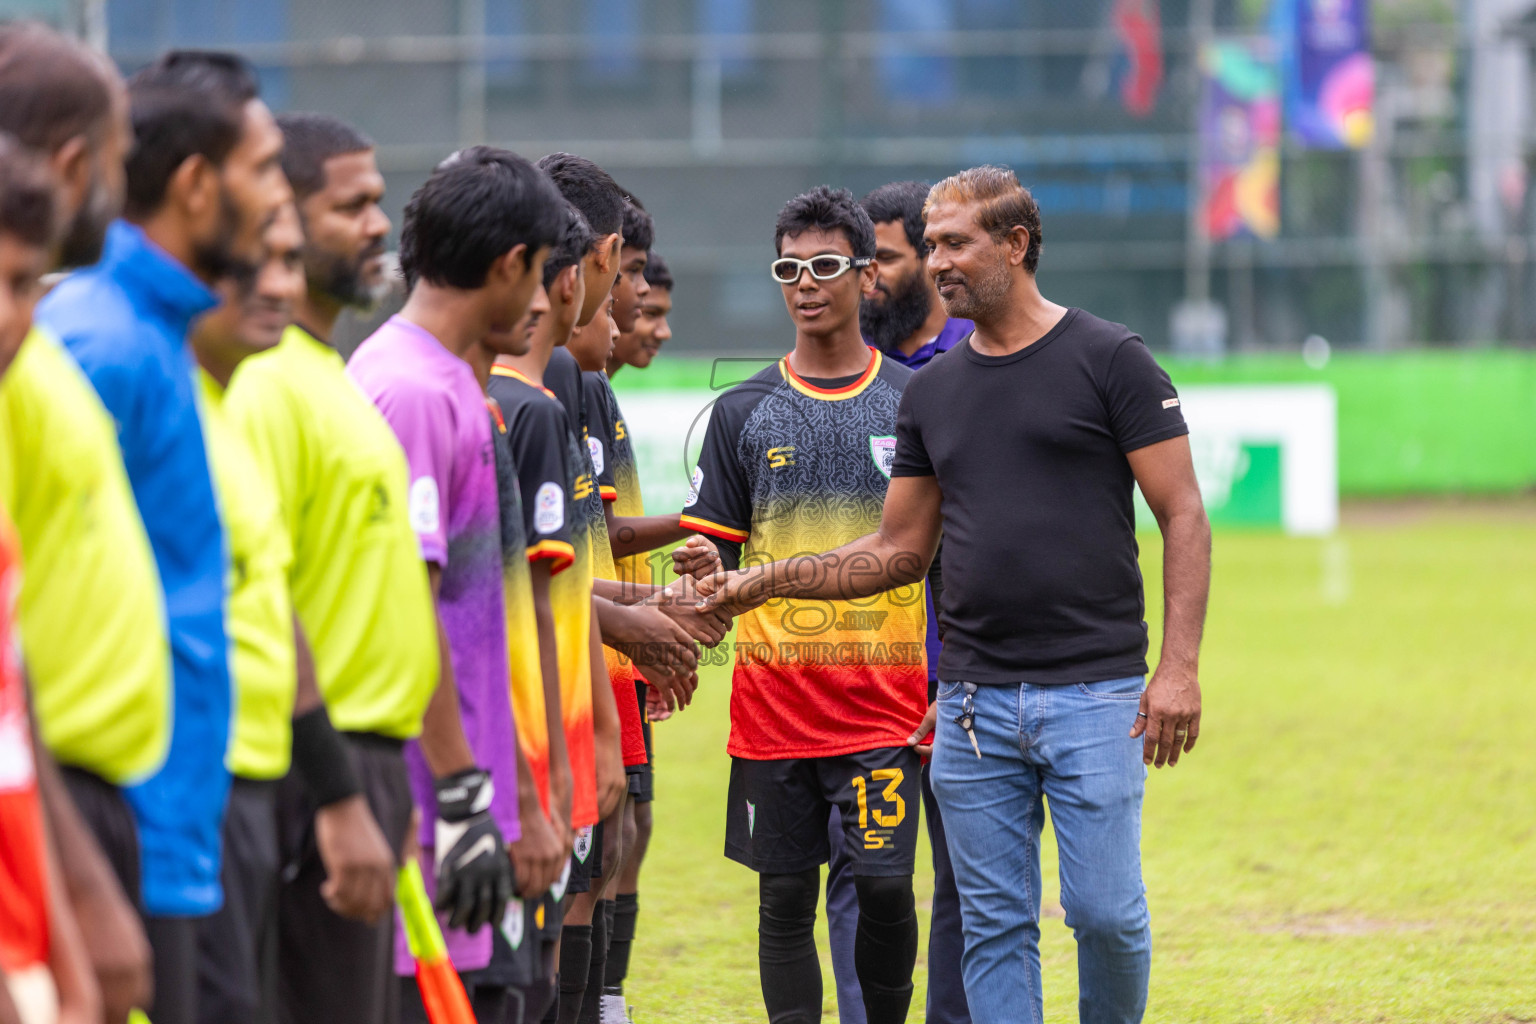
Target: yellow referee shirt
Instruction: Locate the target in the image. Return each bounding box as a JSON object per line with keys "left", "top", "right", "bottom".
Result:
{"left": 200, "top": 370, "right": 295, "bottom": 779}
{"left": 225, "top": 325, "right": 438, "bottom": 740}
{"left": 0, "top": 328, "right": 170, "bottom": 784}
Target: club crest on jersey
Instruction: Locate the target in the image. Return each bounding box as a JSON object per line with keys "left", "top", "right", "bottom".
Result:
{"left": 587, "top": 435, "right": 605, "bottom": 475}
{"left": 869, "top": 436, "right": 896, "bottom": 479}
{"left": 747, "top": 800, "right": 756, "bottom": 837}
{"left": 574, "top": 826, "right": 594, "bottom": 863}
{"left": 683, "top": 465, "right": 703, "bottom": 508}
{"left": 500, "top": 900, "right": 525, "bottom": 950}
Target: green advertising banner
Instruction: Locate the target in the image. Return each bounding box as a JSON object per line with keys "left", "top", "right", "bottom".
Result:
{"left": 615, "top": 351, "right": 1536, "bottom": 498}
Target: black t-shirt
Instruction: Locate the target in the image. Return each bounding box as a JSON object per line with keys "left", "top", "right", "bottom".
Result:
{"left": 891, "top": 307, "right": 1188, "bottom": 685}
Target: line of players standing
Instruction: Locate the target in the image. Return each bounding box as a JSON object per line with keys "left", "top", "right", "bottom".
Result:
{"left": 0, "top": 22, "right": 973, "bottom": 1024}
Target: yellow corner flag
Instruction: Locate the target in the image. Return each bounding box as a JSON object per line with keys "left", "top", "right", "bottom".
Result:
{"left": 397, "top": 859, "right": 477, "bottom": 1024}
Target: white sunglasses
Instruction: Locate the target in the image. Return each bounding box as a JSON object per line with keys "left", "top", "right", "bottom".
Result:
{"left": 769, "top": 255, "right": 873, "bottom": 284}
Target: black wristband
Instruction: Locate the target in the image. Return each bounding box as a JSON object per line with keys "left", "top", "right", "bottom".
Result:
{"left": 291, "top": 706, "right": 363, "bottom": 808}
{"left": 434, "top": 767, "right": 493, "bottom": 823}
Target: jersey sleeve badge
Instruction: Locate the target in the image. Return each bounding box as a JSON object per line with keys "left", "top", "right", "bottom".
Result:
{"left": 869, "top": 436, "right": 897, "bottom": 480}
{"left": 534, "top": 481, "right": 564, "bottom": 534}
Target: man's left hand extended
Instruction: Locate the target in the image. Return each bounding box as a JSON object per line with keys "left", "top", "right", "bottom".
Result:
{"left": 1130, "top": 663, "right": 1201, "bottom": 768}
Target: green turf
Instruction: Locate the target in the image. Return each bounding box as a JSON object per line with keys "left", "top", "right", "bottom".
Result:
{"left": 623, "top": 509, "right": 1536, "bottom": 1023}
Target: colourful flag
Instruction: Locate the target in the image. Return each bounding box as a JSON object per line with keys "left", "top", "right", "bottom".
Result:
{"left": 1272, "top": 0, "right": 1374, "bottom": 149}
{"left": 1113, "top": 0, "right": 1164, "bottom": 117}
{"left": 397, "top": 860, "right": 476, "bottom": 1024}
{"left": 1200, "top": 39, "right": 1282, "bottom": 240}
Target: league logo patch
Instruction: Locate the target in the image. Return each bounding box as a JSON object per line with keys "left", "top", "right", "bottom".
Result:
{"left": 500, "top": 900, "right": 525, "bottom": 950}
{"left": 574, "top": 826, "right": 594, "bottom": 863}
{"left": 587, "top": 435, "right": 605, "bottom": 475}
{"left": 534, "top": 481, "right": 564, "bottom": 533}
{"left": 683, "top": 465, "right": 704, "bottom": 508}
{"left": 747, "top": 800, "right": 756, "bottom": 837}
{"left": 869, "top": 436, "right": 897, "bottom": 480}
{"left": 408, "top": 476, "right": 440, "bottom": 534}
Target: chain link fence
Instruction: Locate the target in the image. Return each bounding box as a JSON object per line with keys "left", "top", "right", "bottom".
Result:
{"left": 14, "top": 0, "right": 1535, "bottom": 352}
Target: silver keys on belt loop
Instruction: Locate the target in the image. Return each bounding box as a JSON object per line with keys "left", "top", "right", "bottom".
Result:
{"left": 954, "top": 682, "right": 981, "bottom": 758}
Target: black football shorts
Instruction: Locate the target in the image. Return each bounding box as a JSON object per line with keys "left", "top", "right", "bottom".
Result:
{"left": 725, "top": 746, "right": 920, "bottom": 877}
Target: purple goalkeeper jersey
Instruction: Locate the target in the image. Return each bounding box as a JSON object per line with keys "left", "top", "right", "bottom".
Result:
{"left": 350, "top": 316, "right": 519, "bottom": 970}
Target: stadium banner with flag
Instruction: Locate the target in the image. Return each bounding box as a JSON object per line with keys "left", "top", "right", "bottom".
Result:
{"left": 1272, "top": 0, "right": 1375, "bottom": 150}
{"left": 615, "top": 382, "right": 1337, "bottom": 537}
{"left": 1200, "top": 39, "right": 1281, "bottom": 241}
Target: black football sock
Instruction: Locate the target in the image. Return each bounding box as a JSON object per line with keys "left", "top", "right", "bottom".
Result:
{"left": 556, "top": 924, "right": 593, "bottom": 1024}
{"left": 758, "top": 870, "right": 822, "bottom": 1024}
{"left": 576, "top": 901, "right": 610, "bottom": 1024}
{"left": 853, "top": 875, "right": 918, "bottom": 1024}
{"left": 604, "top": 893, "right": 639, "bottom": 994}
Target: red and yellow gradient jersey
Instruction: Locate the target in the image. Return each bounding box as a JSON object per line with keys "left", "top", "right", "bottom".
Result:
{"left": 0, "top": 513, "right": 50, "bottom": 975}
{"left": 682, "top": 349, "right": 928, "bottom": 759}
{"left": 587, "top": 372, "right": 652, "bottom": 589}
{"left": 487, "top": 368, "right": 597, "bottom": 828}
{"left": 488, "top": 400, "right": 553, "bottom": 814}
{"left": 581, "top": 371, "right": 647, "bottom": 768}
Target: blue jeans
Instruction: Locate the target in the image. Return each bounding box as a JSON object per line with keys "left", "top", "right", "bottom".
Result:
{"left": 930, "top": 677, "right": 1151, "bottom": 1024}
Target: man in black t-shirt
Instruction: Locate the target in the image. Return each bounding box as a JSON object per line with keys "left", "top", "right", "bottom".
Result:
{"left": 698, "top": 166, "right": 1210, "bottom": 1024}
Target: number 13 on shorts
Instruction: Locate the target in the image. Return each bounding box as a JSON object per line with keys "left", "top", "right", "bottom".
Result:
{"left": 851, "top": 768, "right": 905, "bottom": 849}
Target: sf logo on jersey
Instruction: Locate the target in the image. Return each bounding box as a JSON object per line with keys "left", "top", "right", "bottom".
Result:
{"left": 766, "top": 446, "right": 796, "bottom": 469}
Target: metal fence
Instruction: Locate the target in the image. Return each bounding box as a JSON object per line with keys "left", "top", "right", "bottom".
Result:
{"left": 21, "top": 0, "right": 1536, "bottom": 352}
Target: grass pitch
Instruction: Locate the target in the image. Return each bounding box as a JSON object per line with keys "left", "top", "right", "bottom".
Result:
{"left": 624, "top": 505, "right": 1536, "bottom": 1023}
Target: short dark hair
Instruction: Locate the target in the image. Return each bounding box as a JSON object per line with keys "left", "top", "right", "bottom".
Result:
{"left": 861, "top": 180, "right": 929, "bottom": 256}
{"left": 124, "top": 50, "right": 260, "bottom": 219}
{"left": 400, "top": 145, "right": 565, "bottom": 290}
{"left": 542, "top": 199, "right": 597, "bottom": 289}
{"left": 774, "top": 185, "right": 875, "bottom": 260}
{"left": 926, "top": 165, "right": 1044, "bottom": 274}
{"left": 0, "top": 133, "right": 54, "bottom": 248}
{"left": 620, "top": 195, "right": 654, "bottom": 253}
{"left": 642, "top": 251, "right": 673, "bottom": 291}
{"left": 276, "top": 112, "right": 373, "bottom": 201}
{"left": 536, "top": 152, "right": 624, "bottom": 238}
{"left": 0, "top": 22, "right": 116, "bottom": 154}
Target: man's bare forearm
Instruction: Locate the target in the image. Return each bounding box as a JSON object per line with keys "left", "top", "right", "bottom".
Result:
{"left": 588, "top": 598, "right": 621, "bottom": 742}
{"left": 292, "top": 615, "right": 322, "bottom": 715}
{"left": 605, "top": 510, "right": 693, "bottom": 559}
{"left": 742, "top": 531, "right": 930, "bottom": 604}
{"left": 33, "top": 728, "right": 118, "bottom": 906}
{"left": 592, "top": 577, "right": 660, "bottom": 606}
{"left": 1158, "top": 506, "right": 1211, "bottom": 671}
{"left": 418, "top": 569, "right": 475, "bottom": 777}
